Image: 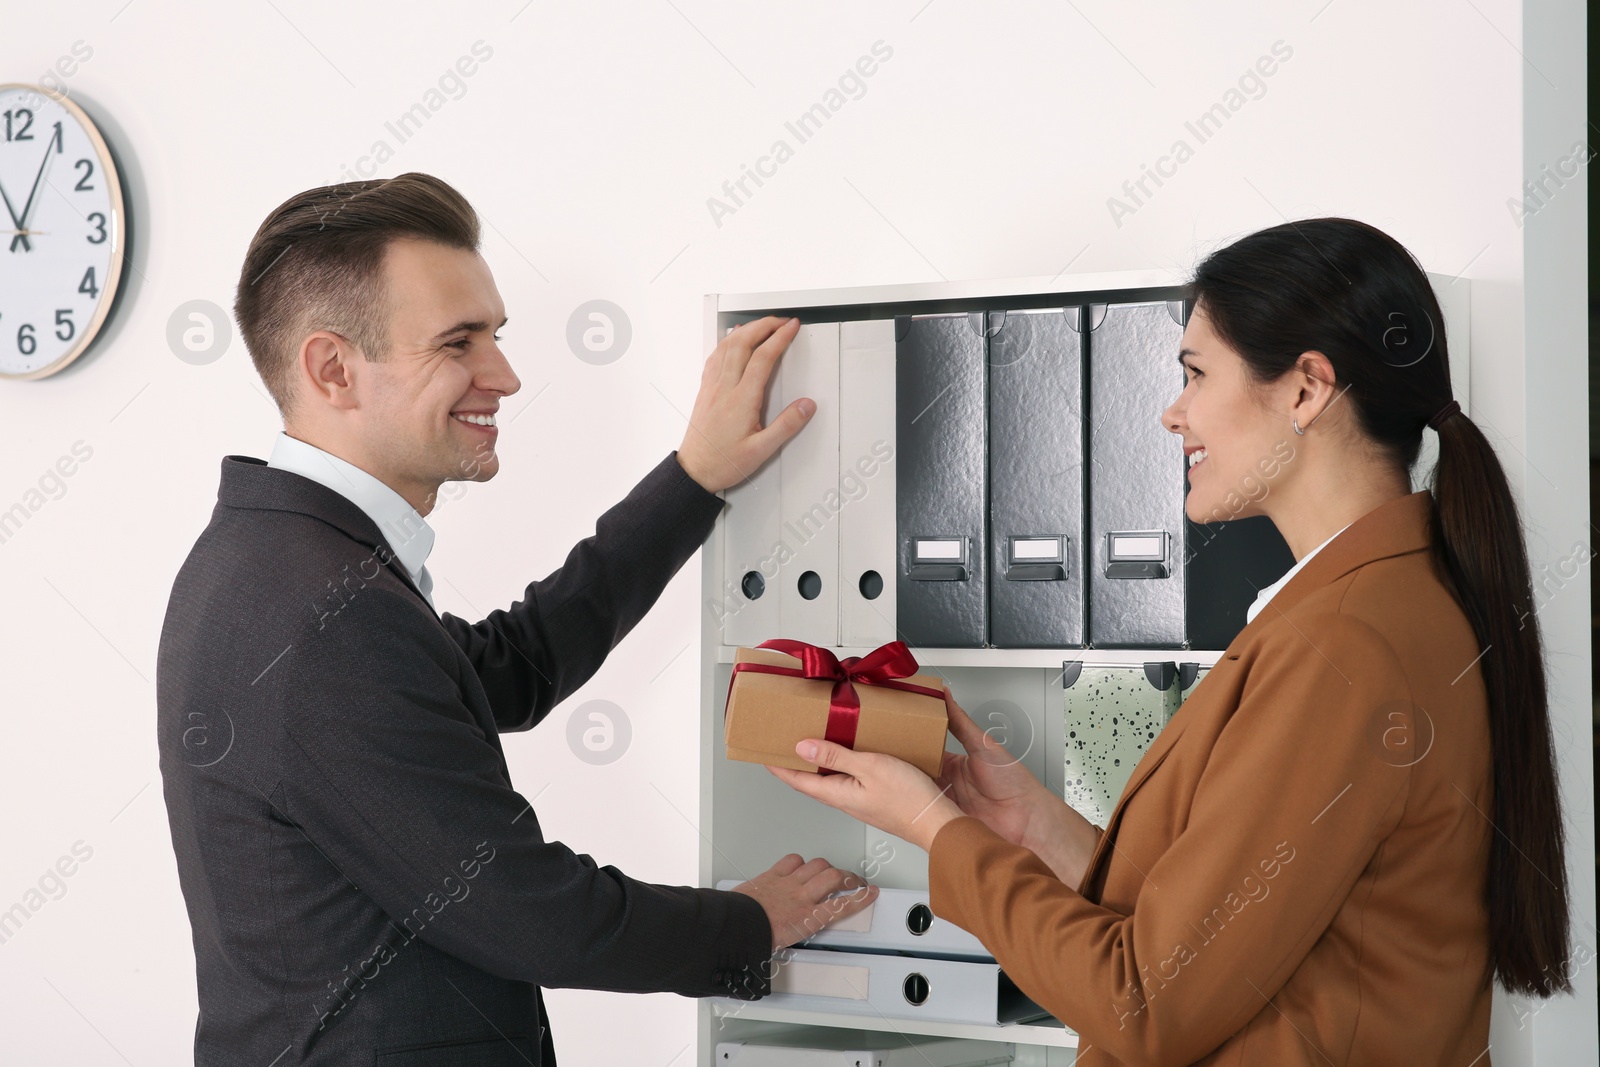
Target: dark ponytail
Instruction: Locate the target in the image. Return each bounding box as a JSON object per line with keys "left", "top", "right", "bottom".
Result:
{"left": 1187, "top": 218, "right": 1572, "bottom": 999}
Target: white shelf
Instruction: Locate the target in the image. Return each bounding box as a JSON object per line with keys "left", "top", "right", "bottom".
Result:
{"left": 714, "top": 268, "right": 1184, "bottom": 313}
{"left": 705, "top": 1001, "right": 1079, "bottom": 1049}
{"left": 714, "top": 645, "right": 1226, "bottom": 670}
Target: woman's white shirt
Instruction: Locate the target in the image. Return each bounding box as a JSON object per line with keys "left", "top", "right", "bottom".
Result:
{"left": 1244, "top": 521, "right": 1354, "bottom": 625}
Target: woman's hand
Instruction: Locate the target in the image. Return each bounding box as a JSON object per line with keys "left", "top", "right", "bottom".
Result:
{"left": 766, "top": 686, "right": 1103, "bottom": 881}
{"left": 938, "top": 686, "right": 1102, "bottom": 886}
{"left": 766, "top": 740, "right": 964, "bottom": 853}
{"left": 936, "top": 686, "right": 1056, "bottom": 849}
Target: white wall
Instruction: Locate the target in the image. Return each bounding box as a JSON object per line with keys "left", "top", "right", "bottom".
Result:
{"left": 0, "top": 1, "right": 1590, "bottom": 1063}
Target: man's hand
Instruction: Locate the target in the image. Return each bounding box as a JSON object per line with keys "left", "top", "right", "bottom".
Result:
{"left": 676, "top": 316, "right": 813, "bottom": 493}
{"left": 729, "top": 853, "right": 879, "bottom": 951}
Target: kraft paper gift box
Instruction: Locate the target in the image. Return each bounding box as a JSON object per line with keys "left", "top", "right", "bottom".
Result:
{"left": 723, "top": 641, "right": 949, "bottom": 779}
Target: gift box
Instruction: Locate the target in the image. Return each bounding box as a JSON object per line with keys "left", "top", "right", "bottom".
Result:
{"left": 724, "top": 640, "right": 949, "bottom": 778}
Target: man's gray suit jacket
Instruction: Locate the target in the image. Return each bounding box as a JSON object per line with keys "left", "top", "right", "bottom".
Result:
{"left": 157, "top": 451, "right": 772, "bottom": 1066}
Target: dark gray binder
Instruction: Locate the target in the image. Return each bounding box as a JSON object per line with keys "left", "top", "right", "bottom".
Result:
{"left": 1086, "top": 301, "right": 1188, "bottom": 647}
{"left": 1184, "top": 513, "right": 1295, "bottom": 648}
{"left": 986, "top": 308, "right": 1086, "bottom": 648}
{"left": 895, "top": 313, "right": 987, "bottom": 647}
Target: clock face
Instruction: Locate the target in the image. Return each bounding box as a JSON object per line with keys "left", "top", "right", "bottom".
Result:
{"left": 0, "top": 84, "right": 124, "bottom": 380}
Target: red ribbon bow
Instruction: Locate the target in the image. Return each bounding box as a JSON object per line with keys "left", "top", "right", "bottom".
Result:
{"left": 729, "top": 639, "right": 942, "bottom": 775}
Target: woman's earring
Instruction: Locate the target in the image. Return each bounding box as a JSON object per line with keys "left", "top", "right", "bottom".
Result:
{"left": 1293, "top": 417, "right": 1305, "bottom": 436}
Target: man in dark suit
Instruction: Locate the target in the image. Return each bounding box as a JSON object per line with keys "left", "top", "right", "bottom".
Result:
{"left": 156, "top": 173, "right": 875, "bottom": 1066}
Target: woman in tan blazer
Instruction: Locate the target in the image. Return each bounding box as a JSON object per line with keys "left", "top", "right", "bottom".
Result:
{"left": 771, "top": 218, "right": 1573, "bottom": 1065}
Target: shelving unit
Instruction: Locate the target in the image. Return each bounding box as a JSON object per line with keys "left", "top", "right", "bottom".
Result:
{"left": 695, "top": 269, "right": 1469, "bottom": 1066}
{"left": 712, "top": 645, "right": 1228, "bottom": 671}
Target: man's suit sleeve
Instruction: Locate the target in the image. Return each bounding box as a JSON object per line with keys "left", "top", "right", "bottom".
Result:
{"left": 276, "top": 582, "right": 773, "bottom": 999}
{"left": 926, "top": 612, "right": 1415, "bottom": 1066}
{"left": 437, "top": 452, "right": 722, "bottom": 734}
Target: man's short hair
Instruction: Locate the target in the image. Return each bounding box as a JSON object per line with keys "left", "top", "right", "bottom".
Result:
{"left": 234, "top": 172, "right": 480, "bottom": 419}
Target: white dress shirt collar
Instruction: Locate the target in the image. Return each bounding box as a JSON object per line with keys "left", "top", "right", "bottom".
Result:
{"left": 1245, "top": 521, "right": 1354, "bottom": 625}
{"left": 267, "top": 431, "right": 435, "bottom": 610}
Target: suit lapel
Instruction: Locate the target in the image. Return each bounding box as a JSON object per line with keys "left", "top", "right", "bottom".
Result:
{"left": 374, "top": 549, "right": 438, "bottom": 618}
{"left": 216, "top": 455, "right": 440, "bottom": 618}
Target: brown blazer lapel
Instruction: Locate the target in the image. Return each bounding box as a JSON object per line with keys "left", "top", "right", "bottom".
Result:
{"left": 1074, "top": 490, "right": 1436, "bottom": 897}
{"left": 1075, "top": 694, "right": 1194, "bottom": 895}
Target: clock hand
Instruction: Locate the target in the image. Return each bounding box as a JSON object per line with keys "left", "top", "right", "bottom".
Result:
{"left": 0, "top": 177, "right": 23, "bottom": 232}
{"left": 13, "top": 139, "right": 57, "bottom": 241}
{"left": 6, "top": 145, "right": 53, "bottom": 253}
{"left": 0, "top": 123, "right": 51, "bottom": 246}
{"left": 0, "top": 168, "right": 28, "bottom": 254}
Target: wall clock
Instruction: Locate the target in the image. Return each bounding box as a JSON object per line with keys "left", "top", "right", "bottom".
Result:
{"left": 0, "top": 83, "right": 126, "bottom": 381}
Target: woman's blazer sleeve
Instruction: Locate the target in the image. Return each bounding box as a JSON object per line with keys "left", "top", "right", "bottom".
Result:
{"left": 927, "top": 611, "right": 1415, "bottom": 1066}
